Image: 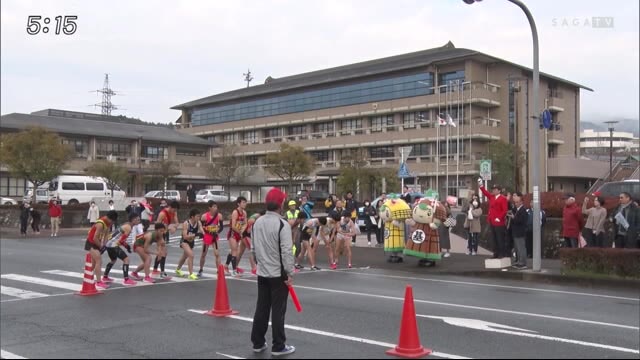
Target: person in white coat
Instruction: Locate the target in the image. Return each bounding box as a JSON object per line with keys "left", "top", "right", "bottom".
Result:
{"left": 87, "top": 201, "right": 100, "bottom": 227}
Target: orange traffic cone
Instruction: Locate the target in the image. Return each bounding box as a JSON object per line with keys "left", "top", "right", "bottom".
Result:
{"left": 205, "top": 264, "right": 239, "bottom": 317}
{"left": 386, "top": 285, "right": 431, "bottom": 358}
{"left": 76, "top": 253, "right": 103, "bottom": 296}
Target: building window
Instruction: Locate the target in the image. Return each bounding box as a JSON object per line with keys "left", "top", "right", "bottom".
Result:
{"left": 263, "top": 128, "right": 282, "bottom": 140}
{"left": 549, "top": 182, "right": 554, "bottom": 191}
{"left": 223, "top": 133, "right": 236, "bottom": 145}
{"left": 62, "top": 138, "right": 88, "bottom": 158}
{"left": 409, "top": 143, "right": 430, "bottom": 158}
{"left": 96, "top": 142, "right": 131, "bottom": 157}
{"left": 438, "top": 141, "right": 466, "bottom": 154}
{"left": 342, "top": 118, "right": 363, "bottom": 134}
{"left": 245, "top": 155, "right": 259, "bottom": 166}
{"left": 0, "top": 177, "right": 27, "bottom": 197}
{"left": 438, "top": 70, "right": 465, "bottom": 92}
{"left": 243, "top": 131, "right": 259, "bottom": 144}
{"left": 287, "top": 125, "right": 306, "bottom": 136}
{"left": 369, "top": 146, "right": 394, "bottom": 159}
{"left": 313, "top": 122, "right": 335, "bottom": 137}
{"left": 508, "top": 80, "right": 516, "bottom": 144}
{"left": 176, "top": 148, "right": 206, "bottom": 157}
{"left": 190, "top": 72, "right": 435, "bottom": 126}
{"left": 370, "top": 115, "right": 394, "bottom": 133}
{"left": 310, "top": 150, "right": 330, "bottom": 162}
{"left": 403, "top": 111, "right": 430, "bottom": 129}
{"left": 142, "top": 145, "right": 168, "bottom": 159}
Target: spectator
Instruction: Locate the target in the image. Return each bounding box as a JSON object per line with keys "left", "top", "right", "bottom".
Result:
{"left": 30, "top": 206, "right": 41, "bottom": 234}
{"left": 87, "top": 201, "right": 99, "bottom": 227}
{"left": 250, "top": 188, "right": 295, "bottom": 356}
{"left": 439, "top": 201, "right": 452, "bottom": 258}
{"left": 125, "top": 200, "right": 141, "bottom": 217}
{"left": 343, "top": 191, "right": 358, "bottom": 244}
{"left": 582, "top": 196, "right": 607, "bottom": 247}
{"left": 48, "top": 198, "right": 62, "bottom": 237}
{"left": 328, "top": 200, "right": 345, "bottom": 219}
{"left": 20, "top": 202, "right": 30, "bottom": 237}
{"left": 108, "top": 200, "right": 115, "bottom": 211}
{"left": 509, "top": 192, "right": 528, "bottom": 269}
{"left": 610, "top": 192, "right": 639, "bottom": 249}
{"left": 324, "top": 194, "right": 337, "bottom": 212}
{"left": 561, "top": 193, "right": 584, "bottom": 248}
{"left": 463, "top": 195, "right": 482, "bottom": 255}
{"left": 187, "top": 184, "right": 196, "bottom": 203}
{"left": 400, "top": 186, "right": 411, "bottom": 204}
{"left": 478, "top": 179, "right": 509, "bottom": 258}
{"left": 375, "top": 199, "right": 385, "bottom": 247}
{"left": 363, "top": 199, "right": 378, "bottom": 247}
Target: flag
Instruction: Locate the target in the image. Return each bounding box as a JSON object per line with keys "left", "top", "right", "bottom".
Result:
{"left": 446, "top": 113, "right": 457, "bottom": 128}
{"left": 437, "top": 114, "right": 447, "bottom": 126}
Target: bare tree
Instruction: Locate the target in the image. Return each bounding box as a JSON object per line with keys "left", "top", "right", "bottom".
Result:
{"left": 265, "top": 143, "right": 315, "bottom": 194}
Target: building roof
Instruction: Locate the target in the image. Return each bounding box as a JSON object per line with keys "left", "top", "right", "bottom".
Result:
{"left": 172, "top": 41, "right": 592, "bottom": 110}
{"left": 0, "top": 112, "right": 212, "bottom": 146}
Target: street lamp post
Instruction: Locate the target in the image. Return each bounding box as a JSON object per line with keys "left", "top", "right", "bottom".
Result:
{"left": 464, "top": 0, "right": 542, "bottom": 272}
{"left": 604, "top": 121, "right": 618, "bottom": 181}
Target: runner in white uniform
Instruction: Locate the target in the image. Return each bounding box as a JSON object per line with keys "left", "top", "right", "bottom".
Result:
{"left": 102, "top": 213, "right": 142, "bottom": 286}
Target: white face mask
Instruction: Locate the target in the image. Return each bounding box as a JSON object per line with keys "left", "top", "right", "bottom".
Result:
{"left": 472, "top": 201, "right": 478, "bottom": 207}
{"left": 365, "top": 203, "right": 370, "bottom": 207}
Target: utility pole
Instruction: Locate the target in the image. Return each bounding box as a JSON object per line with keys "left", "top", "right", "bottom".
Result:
{"left": 605, "top": 121, "right": 619, "bottom": 181}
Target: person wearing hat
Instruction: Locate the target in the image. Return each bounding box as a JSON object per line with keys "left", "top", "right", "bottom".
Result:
{"left": 251, "top": 188, "right": 296, "bottom": 356}
{"left": 478, "top": 178, "right": 509, "bottom": 258}
{"left": 562, "top": 193, "right": 584, "bottom": 248}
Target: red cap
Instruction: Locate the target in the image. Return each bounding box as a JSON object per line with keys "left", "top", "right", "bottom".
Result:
{"left": 592, "top": 191, "right": 601, "bottom": 197}
{"left": 265, "top": 188, "right": 287, "bottom": 208}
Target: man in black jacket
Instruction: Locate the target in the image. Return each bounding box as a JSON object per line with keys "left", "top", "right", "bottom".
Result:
{"left": 509, "top": 192, "right": 529, "bottom": 269}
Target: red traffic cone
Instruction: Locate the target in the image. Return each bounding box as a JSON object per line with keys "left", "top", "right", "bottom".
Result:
{"left": 76, "top": 253, "right": 103, "bottom": 296}
{"left": 386, "top": 285, "right": 431, "bottom": 358}
{"left": 205, "top": 264, "right": 239, "bottom": 317}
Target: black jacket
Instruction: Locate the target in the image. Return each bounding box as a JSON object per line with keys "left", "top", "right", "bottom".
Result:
{"left": 510, "top": 205, "right": 528, "bottom": 238}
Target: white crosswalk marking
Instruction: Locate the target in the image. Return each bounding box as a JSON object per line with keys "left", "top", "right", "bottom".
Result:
{"left": 1, "top": 274, "right": 81, "bottom": 292}
{"left": 1, "top": 286, "right": 48, "bottom": 299}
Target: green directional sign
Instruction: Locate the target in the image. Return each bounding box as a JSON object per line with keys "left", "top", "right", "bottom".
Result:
{"left": 479, "top": 160, "right": 492, "bottom": 181}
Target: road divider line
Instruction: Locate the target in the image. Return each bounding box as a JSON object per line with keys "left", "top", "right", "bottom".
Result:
{"left": 1, "top": 274, "right": 80, "bottom": 292}
{"left": 227, "top": 277, "right": 639, "bottom": 331}
{"left": 187, "top": 310, "right": 468, "bottom": 359}
{"left": 1, "top": 286, "right": 48, "bottom": 299}
{"left": 418, "top": 314, "right": 639, "bottom": 354}
{"left": 340, "top": 271, "right": 640, "bottom": 302}
{"left": 215, "top": 352, "right": 245, "bottom": 359}
{"left": 0, "top": 349, "right": 27, "bottom": 359}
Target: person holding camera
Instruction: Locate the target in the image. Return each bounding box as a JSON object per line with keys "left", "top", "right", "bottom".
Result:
{"left": 175, "top": 208, "right": 204, "bottom": 280}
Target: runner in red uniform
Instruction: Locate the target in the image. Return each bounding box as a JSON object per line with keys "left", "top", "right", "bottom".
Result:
{"left": 154, "top": 201, "right": 180, "bottom": 278}
{"left": 84, "top": 210, "right": 118, "bottom": 289}
{"left": 198, "top": 201, "right": 223, "bottom": 277}
{"left": 236, "top": 210, "right": 263, "bottom": 275}
{"left": 226, "top": 197, "right": 247, "bottom": 276}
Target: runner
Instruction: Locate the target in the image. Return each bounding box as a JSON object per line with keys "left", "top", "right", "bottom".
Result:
{"left": 297, "top": 217, "right": 327, "bottom": 270}
{"left": 131, "top": 222, "right": 165, "bottom": 283}
{"left": 153, "top": 201, "right": 180, "bottom": 278}
{"left": 226, "top": 196, "right": 247, "bottom": 276}
{"left": 237, "top": 210, "right": 264, "bottom": 275}
{"left": 102, "top": 213, "right": 141, "bottom": 286}
{"left": 324, "top": 215, "right": 339, "bottom": 269}
{"left": 84, "top": 210, "right": 118, "bottom": 289}
{"left": 140, "top": 200, "right": 154, "bottom": 229}
{"left": 175, "top": 209, "right": 204, "bottom": 280}
{"left": 335, "top": 210, "right": 357, "bottom": 268}
{"left": 198, "top": 200, "right": 223, "bottom": 277}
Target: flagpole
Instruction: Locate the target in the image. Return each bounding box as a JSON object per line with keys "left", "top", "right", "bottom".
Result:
{"left": 456, "top": 80, "right": 461, "bottom": 202}
{"left": 436, "top": 88, "right": 441, "bottom": 195}
{"left": 446, "top": 81, "right": 450, "bottom": 199}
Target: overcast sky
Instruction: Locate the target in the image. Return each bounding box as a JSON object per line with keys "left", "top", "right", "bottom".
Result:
{"left": 1, "top": 0, "right": 638, "bottom": 125}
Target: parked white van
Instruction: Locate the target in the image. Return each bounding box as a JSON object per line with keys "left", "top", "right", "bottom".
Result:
{"left": 48, "top": 176, "right": 126, "bottom": 205}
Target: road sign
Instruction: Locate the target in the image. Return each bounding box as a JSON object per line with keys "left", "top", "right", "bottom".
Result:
{"left": 398, "top": 162, "right": 411, "bottom": 178}
{"left": 479, "top": 160, "right": 492, "bottom": 181}
{"left": 542, "top": 109, "right": 552, "bottom": 129}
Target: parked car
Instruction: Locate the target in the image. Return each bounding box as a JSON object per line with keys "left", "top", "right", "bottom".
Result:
{"left": 48, "top": 175, "right": 126, "bottom": 205}
{"left": 196, "top": 189, "right": 236, "bottom": 203}
{"left": 296, "top": 190, "right": 331, "bottom": 203}
{"left": 595, "top": 180, "right": 640, "bottom": 200}
{"left": 144, "top": 190, "right": 181, "bottom": 201}
{"left": 24, "top": 188, "right": 50, "bottom": 203}
{"left": 1, "top": 197, "right": 18, "bottom": 205}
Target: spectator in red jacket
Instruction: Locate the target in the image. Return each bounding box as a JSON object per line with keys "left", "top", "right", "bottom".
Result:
{"left": 478, "top": 178, "right": 509, "bottom": 258}
{"left": 48, "top": 198, "right": 62, "bottom": 237}
{"left": 562, "top": 193, "right": 584, "bottom": 248}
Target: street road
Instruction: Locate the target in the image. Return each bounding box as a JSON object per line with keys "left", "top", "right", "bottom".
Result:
{"left": 1, "top": 233, "right": 638, "bottom": 359}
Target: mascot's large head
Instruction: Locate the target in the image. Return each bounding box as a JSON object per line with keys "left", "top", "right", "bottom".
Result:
{"left": 379, "top": 194, "right": 412, "bottom": 222}
{"left": 412, "top": 198, "right": 435, "bottom": 224}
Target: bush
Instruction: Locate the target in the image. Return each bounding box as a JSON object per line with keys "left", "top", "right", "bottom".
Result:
{"left": 559, "top": 248, "right": 640, "bottom": 279}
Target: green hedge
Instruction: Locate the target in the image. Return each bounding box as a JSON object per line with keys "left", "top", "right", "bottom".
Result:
{"left": 559, "top": 248, "right": 640, "bottom": 279}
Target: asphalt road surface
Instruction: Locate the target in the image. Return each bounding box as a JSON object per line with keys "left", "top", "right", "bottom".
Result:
{"left": 1, "top": 233, "right": 639, "bottom": 359}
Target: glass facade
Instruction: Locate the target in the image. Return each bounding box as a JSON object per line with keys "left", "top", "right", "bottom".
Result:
{"left": 62, "top": 138, "right": 88, "bottom": 158}
{"left": 370, "top": 146, "right": 394, "bottom": 159}
{"left": 438, "top": 70, "right": 465, "bottom": 92}
{"left": 508, "top": 80, "right": 516, "bottom": 144}
{"left": 142, "top": 145, "right": 168, "bottom": 159}
{"left": 191, "top": 72, "right": 434, "bottom": 126}
{"left": 97, "top": 142, "right": 131, "bottom": 157}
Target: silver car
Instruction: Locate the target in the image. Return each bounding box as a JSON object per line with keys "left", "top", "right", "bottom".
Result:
{"left": 196, "top": 189, "right": 236, "bottom": 203}
{"left": 144, "top": 190, "right": 181, "bottom": 201}
{"left": 1, "top": 197, "right": 18, "bottom": 205}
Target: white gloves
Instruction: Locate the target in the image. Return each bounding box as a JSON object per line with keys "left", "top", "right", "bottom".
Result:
{"left": 477, "top": 177, "right": 484, "bottom": 186}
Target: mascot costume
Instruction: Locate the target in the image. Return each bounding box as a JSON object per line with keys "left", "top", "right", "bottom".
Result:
{"left": 380, "top": 195, "right": 411, "bottom": 263}
{"left": 404, "top": 189, "right": 447, "bottom": 267}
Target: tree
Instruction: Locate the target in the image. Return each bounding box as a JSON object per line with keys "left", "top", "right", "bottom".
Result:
{"left": 336, "top": 148, "right": 369, "bottom": 198}
{"left": 0, "top": 127, "right": 72, "bottom": 203}
{"left": 484, "top": 141, "right": 526, "bottom": 192}
{"left": 85, "top": 161, "right": 130, "bottom": 198}
{"left": 146, "top": 159, "right": 181, "bottom": 193}
{"left": 265, "top": 144, "right": 315, "bottom": 194}
{"left": 208, "top": 144, "right": 249, "bottom": 201}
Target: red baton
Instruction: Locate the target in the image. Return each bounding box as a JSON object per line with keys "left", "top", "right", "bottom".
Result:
{"left": 288, "top": 285, "right": 302, "bottom": 313}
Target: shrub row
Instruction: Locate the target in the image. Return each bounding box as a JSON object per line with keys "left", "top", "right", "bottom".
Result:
{"left": 559, "top": 248, "right": 640, "bottom": 279}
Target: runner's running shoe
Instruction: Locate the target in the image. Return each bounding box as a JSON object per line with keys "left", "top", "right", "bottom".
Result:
{"left": 123, "top": 278, "right": 137, "bottom": 286}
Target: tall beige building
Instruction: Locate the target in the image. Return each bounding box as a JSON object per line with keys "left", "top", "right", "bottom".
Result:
{"left": 175, "top": 42, "right": 607, "bottom": 198}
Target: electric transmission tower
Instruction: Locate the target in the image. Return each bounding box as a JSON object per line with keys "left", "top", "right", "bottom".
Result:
{"left": 243, "top": 69, "right": 253, "bottom": 88}
{"left": 93, "top": 74, "right": 119, "bottom": 115}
